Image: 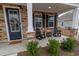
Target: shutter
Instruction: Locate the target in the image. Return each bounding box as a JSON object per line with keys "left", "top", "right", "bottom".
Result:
{"left": 53, "top": 14, "right": 58, "bottom": 36}
{"left": 46, "top": 15, "right": 48, "bottom": 27}
{"left": 42, "top": 13, "right": 45, "bottom": 28}
{"left": 33, "top": 13, "right": 35, "bottom": 30}
{"left": 54, "top": 14, "right": 57, "bottom": 29}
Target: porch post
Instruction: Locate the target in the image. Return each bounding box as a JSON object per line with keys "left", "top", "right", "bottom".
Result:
{"left": 26, "top": 3, "right": 35, "bottom": 39}
{"left": 27, "top": 3, "right": 34, "bottom": 32}
{"left": 72, "top": 8, "right": 79, "bottom": 41}
{"left": 72, "top": 8, "right": 79, "bottom": 29}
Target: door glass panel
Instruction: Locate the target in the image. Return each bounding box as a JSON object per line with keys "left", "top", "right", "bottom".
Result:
{"left": 8, "top": 10, "right": 20, "bottom": 32}
{"left": 14, "top": 11, "right": 18, "bottom": 14}
{"left": 9, "top": 11, "right": 14, "bottom": 14}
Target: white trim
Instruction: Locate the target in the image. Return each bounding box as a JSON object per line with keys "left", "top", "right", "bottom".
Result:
{"left": 3, "top": 5, "right": 23, "bottom": 42}
{"left": 58, "top": 10, "right": 73, "bottom": 17}
{"left": 63, "top": 3, "right": 79, "bottom": 7}
{"left": 27, "top": 3, "right": 34, "bottom": 32}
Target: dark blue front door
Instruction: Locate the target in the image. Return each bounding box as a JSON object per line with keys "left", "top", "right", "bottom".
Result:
{"left": 6, "top": 8, "right": 22, "bottom": 40}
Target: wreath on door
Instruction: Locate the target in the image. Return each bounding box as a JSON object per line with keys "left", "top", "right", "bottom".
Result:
{"left": 10, "top": 17, "right": 19, "bottom": 28}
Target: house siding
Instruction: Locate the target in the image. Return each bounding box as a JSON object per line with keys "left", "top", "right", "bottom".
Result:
{"left": 0, "top": 4, "right": 28, "bottom": 41}
{"left": 0, "top": 5, "right": 6, "bottom": 40}
{"left": 20, "top": 6, "right": 28, "bottom": 39}
{"left": 0, "top": 4, "right": 58, "bottom": 41}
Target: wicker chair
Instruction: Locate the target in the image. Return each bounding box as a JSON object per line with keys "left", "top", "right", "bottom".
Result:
{"left": 46, "top": 28, "right": 53, "bottom": 37}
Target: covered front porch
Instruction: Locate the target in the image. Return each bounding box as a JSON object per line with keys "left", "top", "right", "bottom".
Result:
{"left": 22, "top": 3, "right": 77, "bottom": 40}
{"left": 0, "top": 3, "right": 76, "bottom": 42}
{"left": 0, "top": 3, "right": 79, "bottom": 56}
{"left": 0, "top": 3, "right": 79, "bottom": 42}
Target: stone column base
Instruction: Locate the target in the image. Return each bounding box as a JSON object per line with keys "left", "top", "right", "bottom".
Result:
{"left": 26, "top": 31, "right": 35, "bottom": 39}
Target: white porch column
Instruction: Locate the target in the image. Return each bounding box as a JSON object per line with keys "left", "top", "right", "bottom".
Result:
{"left": 72, "top": 8, "right": 79, "bottom": 41}
{"left": 26, "top": 3, "right": 35, "bottom": 39}
{"left": 72, "top": 8, "right": 79, "bottom": 29}
{"left": 27, "top": 3, "right": 34, "bottom": 32}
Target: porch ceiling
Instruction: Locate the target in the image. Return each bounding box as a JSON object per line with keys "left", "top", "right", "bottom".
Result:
{"left": 17, "top": 3, "right": 76, "bottom": 14}
{"left": 33, "top": 3, "right": 76, "bottom": 14}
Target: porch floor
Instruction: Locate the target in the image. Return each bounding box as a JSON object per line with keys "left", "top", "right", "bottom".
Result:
{"left": 0, "top": 35, "right": 67, "bottom": 56}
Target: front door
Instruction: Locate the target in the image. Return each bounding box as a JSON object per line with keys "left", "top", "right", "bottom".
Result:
{"left": 5, "top": 8, "right": 22, "bottom": 40}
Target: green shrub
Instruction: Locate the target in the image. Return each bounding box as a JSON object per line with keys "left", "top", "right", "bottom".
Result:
{"left": 61, "top": 37, "right": 76, "bottom": 51}
{"left": 27, "top": 41, "right": 40, "bottom": 56}
{"left": 48, "top": 39, "right": 60, "bottom": 56}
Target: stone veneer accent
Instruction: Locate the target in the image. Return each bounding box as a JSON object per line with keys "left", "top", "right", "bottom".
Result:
{"left": 0, "top": 4, "right": 6, "bottom": 40}
{"left": 61, "top": 28, "right": 77, "bottom": 38}
{"left": 20, "top": 5, "right": 28, "bottom": 40}
{"left": 26, "top": 32, "right": 35, "bottom": 39}
{"left": 0, "top": 4, "right": 28, "bottom": 41}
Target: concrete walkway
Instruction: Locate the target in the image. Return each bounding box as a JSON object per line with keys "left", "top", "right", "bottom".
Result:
{"left": 0, "top": 35, "right": 67, "bottom": 56}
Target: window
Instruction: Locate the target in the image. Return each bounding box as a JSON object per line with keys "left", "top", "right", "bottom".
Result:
{"left": 61, "top": 22, "right": 63, "bottom": 26}
{"left": 48, "top": 16, "right": 54, "bottom": 27}
{"left": 34, "top": 14, "right": 42, "bottom": 29}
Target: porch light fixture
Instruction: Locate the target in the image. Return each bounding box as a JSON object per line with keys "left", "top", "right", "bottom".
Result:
{"left": 48, "top": 6, "right": 51, "bottom": 9}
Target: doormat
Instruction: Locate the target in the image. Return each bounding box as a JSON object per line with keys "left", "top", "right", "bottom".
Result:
{"left": 9, "top": 40, "right": 22, "bottom": 44}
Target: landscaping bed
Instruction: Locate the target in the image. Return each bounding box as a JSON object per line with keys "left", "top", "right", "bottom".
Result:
{"left": 17, "top": 37, "right": 79, "bottom": 56}
{"left": 17, "top": 46, "right": 79, "bottom": 56}
{"left": 17, "top": 47, "right": 51, "bottom": 56}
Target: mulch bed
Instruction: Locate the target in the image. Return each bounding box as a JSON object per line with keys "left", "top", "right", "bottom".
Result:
{"left": 17, "top": 41, "right": 79, "bottom": 56}
{"left": 17, "top": 46, "right": 79, "bottom": 56}
{"left": 17, "top": 47, "right": 51, "bottom": 56}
